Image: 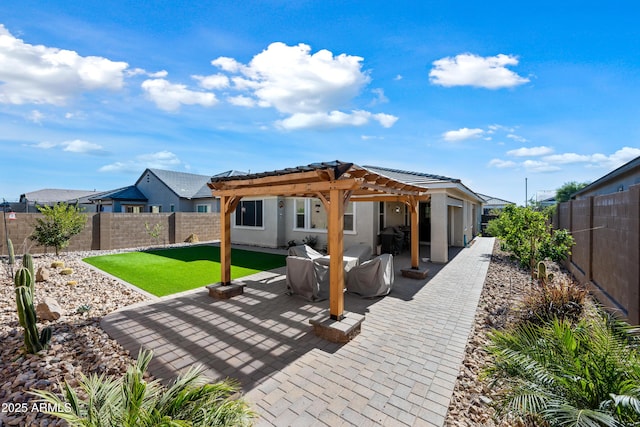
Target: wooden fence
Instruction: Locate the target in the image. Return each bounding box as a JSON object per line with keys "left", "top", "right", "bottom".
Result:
{"left": 554, "top": 183, "right": 640, "bottom": 324}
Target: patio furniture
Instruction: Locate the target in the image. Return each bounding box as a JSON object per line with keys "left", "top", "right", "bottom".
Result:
{"left": 287, "top": 244, "right": 324, "bottom": 259}
{"left": 285, "top": 256, "right": 329, "bottom": 301}
{"left": 379, "top": 227, "right": 404, "bottom": 255}
{"left": 346, "top": 254, "right": 394, "bottom": 298}
{"left": 343, "top": 243, "right": 372, "bottom": 264}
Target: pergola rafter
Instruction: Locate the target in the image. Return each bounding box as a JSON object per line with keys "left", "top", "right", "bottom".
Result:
{"left": 208, "top": 161, "right": 429, "bottom": 321}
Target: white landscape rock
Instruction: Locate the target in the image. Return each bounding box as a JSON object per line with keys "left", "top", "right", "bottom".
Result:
{"left": 36, "top": 297, "right": 64, "bottom": 321}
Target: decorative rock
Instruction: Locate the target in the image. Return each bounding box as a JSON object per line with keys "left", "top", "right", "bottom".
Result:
{"left": 36, "top": 267, "right": 50, "bottom": 282}
{"left": 36, "top": 297, "right": 64, "bottom": 321}
{"left": 185, "top": 233, "right": 199, "bottom": 243}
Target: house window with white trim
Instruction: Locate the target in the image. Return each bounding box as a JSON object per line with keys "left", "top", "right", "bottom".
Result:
{"left": 235, "top": 200, "right": 263, "bottom": 227}
{"left": 294, "top": 198, "right": 355, "bottom": 232}
{"left": 150, "top": 205, "right": 162, "bottom": 213}
{"left": 196, "top": 204, "right": 209, "bottom": 213}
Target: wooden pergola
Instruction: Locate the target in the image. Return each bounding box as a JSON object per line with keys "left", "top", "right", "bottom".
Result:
{"left": 208, "top": 161, "right": 430, "bottom": 321}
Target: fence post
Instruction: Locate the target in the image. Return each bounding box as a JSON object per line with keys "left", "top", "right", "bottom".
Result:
{"left": 587, "top": 196, "right": 593, "bottom": 283}
{"left": 630, "top": 185, "right": 640, "bottom": 324}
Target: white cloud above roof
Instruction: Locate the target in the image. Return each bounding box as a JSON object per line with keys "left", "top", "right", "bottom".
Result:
{"left": 210, "top": 42, "right": 396, "bottom": 130}
{"left": 0, "top": 24, "right": 128, "bottom": 105}
{"left": 507, "top": 146, "right": 554, "bottom": 157}
{"left": 29, "top": 139, "right": 105, "bottom": 155}
{"left": 141, "top": 79, "right": 218, "bottom": 111}
{"left": 443, "top": 127, "right": 484, "bottom": 142}
{"left": 429, "top": 53, "right": 529, "bottom": 89}
{"left": 99, "top": 150, "right": 182, "bottom": 173}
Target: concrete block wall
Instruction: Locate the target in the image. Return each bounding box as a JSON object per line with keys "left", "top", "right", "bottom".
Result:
{"left": 556, "top": 184, "right": 640, "bottom": 324}
{"left": 0, "top": 212, "right": 221, "bottom": 255}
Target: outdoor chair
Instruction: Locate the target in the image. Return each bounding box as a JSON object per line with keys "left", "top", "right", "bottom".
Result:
{"left": 346, "top": 254, "right": 394, "bottom": 298}
{"left": 287, "top": 244, "right": 324, "bottom": 259}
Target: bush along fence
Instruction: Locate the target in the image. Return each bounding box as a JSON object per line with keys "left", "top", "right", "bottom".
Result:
{"left": 554, "top": 183, "right": 640, "bottom": 324}
{"left": 0, "top": 212, "right": 221, "bottom": 255}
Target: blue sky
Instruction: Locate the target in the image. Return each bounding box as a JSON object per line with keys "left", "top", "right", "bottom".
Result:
{"left": 1, "top": 1, "right": 639, "bottom": 205}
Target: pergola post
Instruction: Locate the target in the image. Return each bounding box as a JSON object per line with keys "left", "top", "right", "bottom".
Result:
{"left": 409, "top": 197, "right": 420, "bottom": 269}
{"left": 219, "top": 195, "right": 240, "bottom": 285}
{"left": 328, "top": 187, "right": 345, "bottom": 320}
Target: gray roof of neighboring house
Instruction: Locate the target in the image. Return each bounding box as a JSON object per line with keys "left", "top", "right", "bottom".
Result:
{"left": 572, "top": 155, "right": 640, "bottom": 198}
{"left": 140, "top": 169, "right": 215, "bottom": 199}
{"left": 20, "top": 189, "right": 103, "bottom": 204}
{"left": 476, "top": 193, "right": 514, "bottom": 206}
{"left": 89, "top": 186, "right": 148, "bottom": 202}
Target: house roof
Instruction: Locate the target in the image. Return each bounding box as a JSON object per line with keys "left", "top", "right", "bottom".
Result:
{"left": 476, "top": 193, "right": 514, "bottom": 206}
{"left": 364, "top": 165, "right": 484, "bottom": 203}
{"left": 20, "top": 189, "right": 103, "bottom": 204}
{"left": 89, "top": 186, "right": 148, "bottom": 202}
{"left": 209, "top": 160, "right": 429, "bottom": 201}
{"left": 572, "top": 155, "right": 640, "bottom": 198}
{"left": 139, "top": 168, "right": 215, "bottom": 199}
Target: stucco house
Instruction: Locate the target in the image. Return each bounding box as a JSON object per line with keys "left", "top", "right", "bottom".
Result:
{"left": 223, "top": 162, "right": 484, "bottom": 264}
{"left": 18, "top": 189, "right": 104, "bottom": 212}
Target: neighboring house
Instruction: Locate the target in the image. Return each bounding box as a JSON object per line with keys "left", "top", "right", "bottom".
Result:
{"left": 89, "top": 186, "right": 148, "bottom": 213}
{"left": 225, "top": 162, "right": 484, "bottom": 264}
{"left": 477, "top": 193, "right": 514, "bottom": 234}
{"left": 572, "top": 155, "right": 640, "bottom": 199}
{"left": 476, "top": 193, "right": 514, "bottom": 215}
{"left": 538, "top": 196, "right": 556, "bottom": 208}
{"left": 18, "top": 189, "right": 104, "bottom": 212}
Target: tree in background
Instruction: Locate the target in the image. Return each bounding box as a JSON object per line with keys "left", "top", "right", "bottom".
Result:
{"left": 486, "top": 205, "right": 574, "bottom": 275}
{"left": 555, "top": 181, "right": 589, "bottom": 203}
{"left": 30, "top": 203, "right": 87, "bottom": 256}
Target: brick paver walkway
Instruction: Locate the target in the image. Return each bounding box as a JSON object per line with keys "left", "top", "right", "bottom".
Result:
{"left": 101, "top": 237, "right": 494, "bottom": 426}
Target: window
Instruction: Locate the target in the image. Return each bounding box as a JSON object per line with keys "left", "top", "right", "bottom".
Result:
{"left": 150, "top": 205, "right": 162, "bottom": 213}
{"left": 125, "top": 205, "right": 142, "bottom": 213}
{"left": 235, "top": 200, "right": 263, "bottom": 227}
{"left": 170, "top": 204, "right": 175, "bottom": 212}
{"left": 196, "top": 204, "right": 209, "bottom": 213}
{"left": 294, "top": 198, "right": 355, "bottom": 232}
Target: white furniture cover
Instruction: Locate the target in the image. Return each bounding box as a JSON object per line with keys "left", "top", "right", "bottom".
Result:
{"left": 287, "top": 244, "right": 324, "bottom": 259}
{"left": 285, "top": 256, "right": 329, "bottom": 301}
{"left": 346, "top": 254, "right": 394, "bottom": 298}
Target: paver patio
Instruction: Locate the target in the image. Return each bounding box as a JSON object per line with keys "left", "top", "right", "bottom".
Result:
{"left": 101, "top": 237, "right": 494, "bottom": 426}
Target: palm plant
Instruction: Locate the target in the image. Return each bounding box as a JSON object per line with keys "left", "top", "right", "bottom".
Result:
{"left": 486, "top": 315, "right": 640, "bottom": 426}
{"left": 31, "top": 349, "right": 255, "bottom": 426}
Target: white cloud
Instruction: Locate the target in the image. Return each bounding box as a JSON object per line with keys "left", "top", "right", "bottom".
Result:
{"left": 443, "top": 127, "right": 484, "bottom": 142}
{"left": 543, "top": 146, "right": 640, "bottom": 169}
{"left": 141, "top": 79, "right": 218, "bottom": 111}
{"left": 276, "top": 110, "right": 397, "bottom": 130}
{"left": 99, "top": 150, "right": 181, "bottom": 173}
{"left": 227, "top": 95, "right": 256, "bottom": 107}
{"left": 507, "top": 146, "right": 554, "bottom": 157}
{"left": 192, "top": 73, "right": 230, "bottom": 90}
{"left": 394, "top": 75, "right": 403, "bottom": 80}
{"left": 507, "top": 134, "right": 528, "bottom": 143}
{"left": 429, "top": 53, "right": 529, "bottom": 89}
{"left": 370, "top": 88, "right": 388, "bottom": 105}
{"left": 488, "top": 158, "right": 517, "bottom": 168}
{"left": 523, "top": 160, "right": 561, "bottom": 172}
{"left": 0, "top": 24, "right": 128, "bottom": 105}
{"left": 127, "top": 68, "right": 168, "bottom": 78}
{"left": 209, "top": 42, "right": 392, "bottom": 130}
{"left": 29, "top": 139, "right": 104, "bottom": 154}
{"left": 27, "top": 110, "right": 44, "bottom": 123}
{"left": 543, "top": 152, "right": 591, "bottom": 164}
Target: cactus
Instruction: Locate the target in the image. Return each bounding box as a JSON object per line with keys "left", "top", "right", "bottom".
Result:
{"left": 22, "top": 253, "right": 35, "bottom": 295}
{"left": 533, "top": 261, "right": 554, "bottom": 286}
{"left": 7, "top": 238, "right": 15, "bottom": 278}
{"left": 14, "top": 267, "right": 52, "bottom": 353}
{"left": 51, "top": 261, "right": 65, "bottom": 269}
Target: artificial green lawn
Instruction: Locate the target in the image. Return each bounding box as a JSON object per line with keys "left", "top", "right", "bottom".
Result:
{"left": 83, "top": 245, "right": 286, "bottom": 297}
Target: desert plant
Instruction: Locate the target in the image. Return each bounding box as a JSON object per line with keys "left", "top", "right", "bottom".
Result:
{"left": 51, "top": 261, "right": 65, "bottom": 268}
{"left": 22, "top": 253, "right": 35, "bottom": 296}
{"left": 59, "top": 267, "right": 74, "bottom": 275}
{"left": 520, "top": 277, "right": 587, "bottom": 325}
{"left": 533, "top": 261, "right": 553, "bottom": 286}
{"left": 30, "top": 202, "right": 87, "bottom": 255}
{"left": 31, "top": 349, "right": 255, "bottom": 427}
{"left": 145, "top": 222, "right": 164, "bottom": 246}
{"left": 14, "top": 267, "right": 52, "bottom": 353}
{"left": 486, "top": 315, "right": 640, "bottom": 426}
{"left": 7, "top": 237, "right": 15, "bottom": 278}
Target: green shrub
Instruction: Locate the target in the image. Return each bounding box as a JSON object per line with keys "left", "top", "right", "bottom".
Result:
{"left": 31, "top": 349, "right": 255, "bottom": 426}
{"left": 486, "top": 315, "right": 640, "bottom": 426}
